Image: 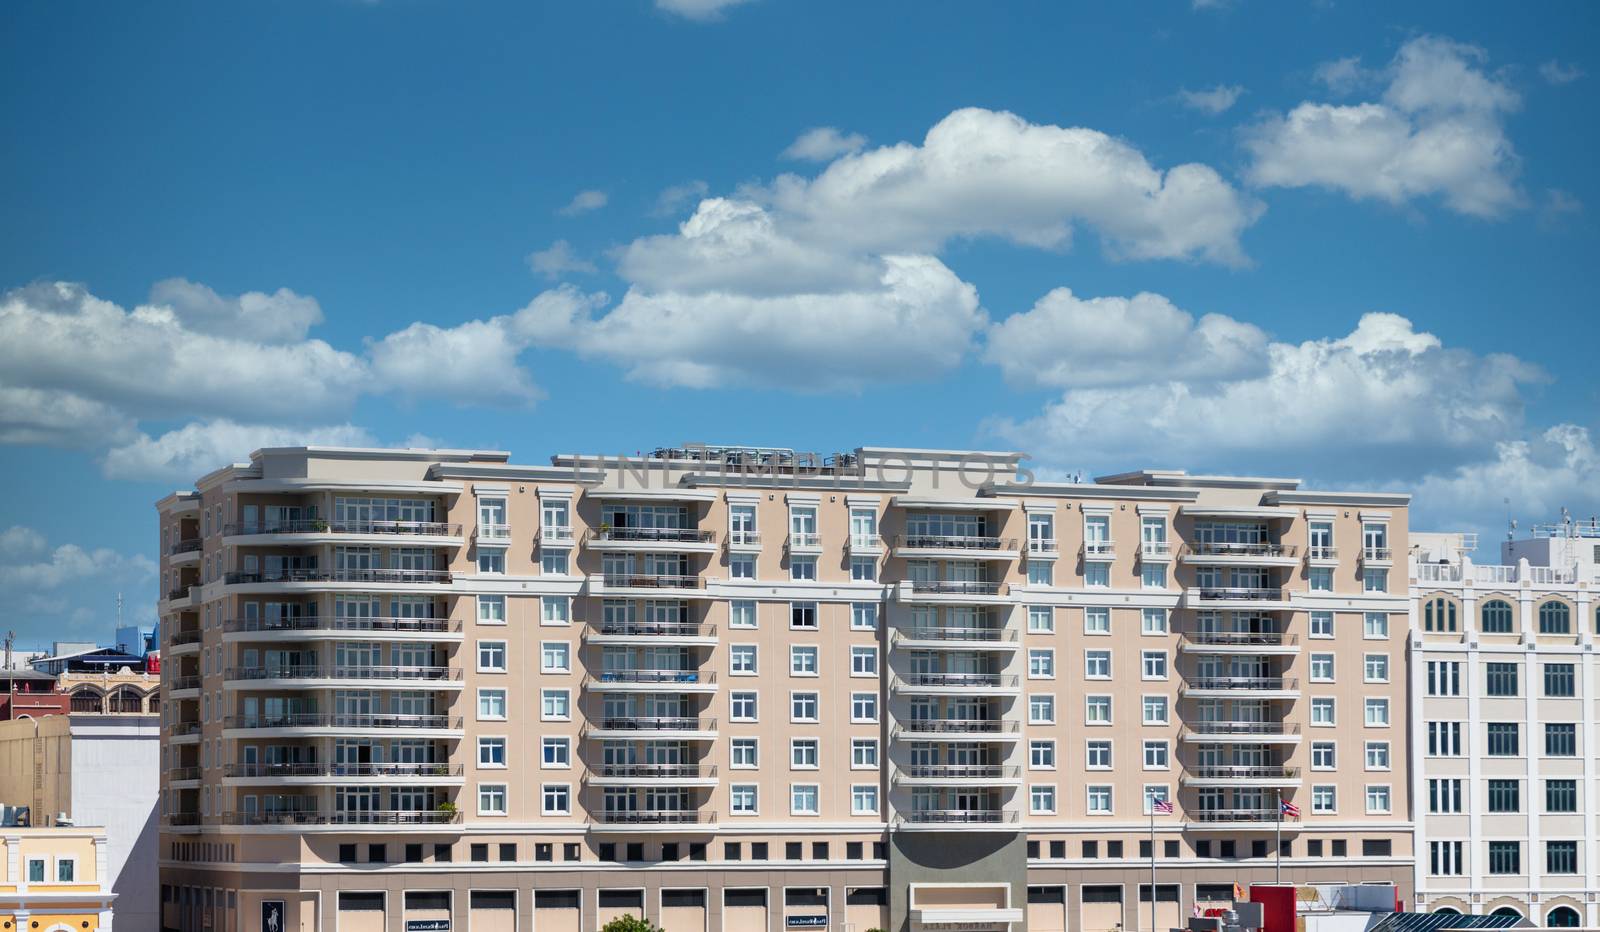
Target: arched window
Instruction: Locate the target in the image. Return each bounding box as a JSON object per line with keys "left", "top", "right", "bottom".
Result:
{"left": 1548, "top": 907, "right": 1581, "bottom": 928}
{"left": 1480, "top": 600, "right": 1514, "bottom": 634}
{"left": 69, "top": 688, "right": 102, "bottom": 713}
{"left": 147, "top": 693, "right": 160, "bottom": 713}
{"left": 1490, "top": 907, "right": 1523, "bottom": 920}
{"left": 109, "top": 688, "right": 143, "bottom": 713}
{"left": 1539, "top": 601, "right": 1572, "bottom": 635}
{"left": 1424, "top": 597, "right": 1457, "bottom": 632}
{"left": 1432, "top": 908, "right": 1461, "bottom": 916}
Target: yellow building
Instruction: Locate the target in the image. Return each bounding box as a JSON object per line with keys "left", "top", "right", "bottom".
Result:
{"left": 0, "top": 826, "right": 115, "bottom": 931}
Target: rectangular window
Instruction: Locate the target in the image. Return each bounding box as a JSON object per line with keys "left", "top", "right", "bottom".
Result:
{"left": 1363, "top": 654, "right": 1389, "bottom": 683}
{"left": 1083, "top": 607, "right": 1110, "bottom": 634}
{"left": 1141, "top": 608, "right": 1168, "bottom": 634}
{"left": 1309, "top": 611, "right": 1333, "bottom": 638}
{"left": 850, "top": 556, "right": 877, "bottom": 581}
{"left": 539, "top": 641, "right": 569, "bottom": 673}
{"left": 542, "top": 736, "right": 570, "bottom": 768}
{"left": 1143, "top": 740, "right": 1169, "bottom": 769}
{"left": 541, "top": 596, "right": 569, "bottom": 625}
{"left": 1086, "top": 785, "right": 1112, "bottom": 814}
{"left": 1309, "top": 567, "right": 1333, "bottom": 592}
{"left": 1426, "top": 660, "right": 1461, "bottom": 696}
{"left": 1028, "top": 606, "right": 1054, "bottom": 633}
{"left": 730, "top": 554, "right": 755, "bottom": 579}
{"left": 1030, "top": 694, "right": 1056, "bottom": 724}
{"left": 851, "top": 692, "right": 878, "bottom": 722}
{"left": 731, "top": 784, "right": 758, "bottom": 814}
{"left": 1544, "top": 662, "right": 1576, "bottom": 697}
{"left": 1365, "top": 785, "right": 1391, "bottom": 814}
{"left": 1030, "top": 785, "right": 1057, "bottom": 814}
{"left": 1428, "top": 721, "right": 1463, "bottom": 756}
{"left": 1027, "top": 560, "right": 1053, "bottom": 586}
{"left": 1310, "top": 653, "right": 1334, "bottom": 682}
{"left": 1485, "top": 662, "right": 1518, "bottom": 696}
{"left": 1547, "top": 840, "right": 1578, "bottom": 875}
{"left": 1487, "top": 779, "right": 1520, "bottom": 813}
{"left": 541, "top": 784, "right": 570, "bottom": 815}
{"left": 730, "top": 691, "right": 758, "bottom": 721}
{"left": 1030, "top": 648, "right": 1056, "bottom": 678}
{"left": 1311, "top": 741, "right": 1336, "bottom": 770}
{"left": 478, "top": 640, "right": 508, "bottom": 672}
{"left": 1085, "top": 695, "right": 1112, "bottom": 724}
{"left": 477, "top": 737, "right": 506, "bottom": 768}
{"left": 540, "top": 688, "right": 570, "bottom": 720}
{"left": 790, "top": 739, "right": 819, "bottom": 769}
{"left": 730, "top": 644, "right": 758, "bottom": 675}
{"left": 1545, "top": 723, "right": 1577, "bottom": 757}
{"left": 478, "top": 783, "right": 507, "bottom": 816}
{"left": 1363, "top": 612, "right": 1389, "bottom": 638}
{"left": 477, "top": 548, "right": 506, "bottom": 575}
{"left": 730, "top": 738, "right": 758, "bottom": 769}
{"left": 477, "top": 595, "right": 506, "bottom": 625}
{"left": 790, "top": 784, "right": 820, "bottom": 815}
{"left": 477, "top": 688, "right": 507, "bottom": 720}
{"left": 791, "top": 556, "right": 818, "bottom": 581}
{"left": 1311, "top": 697, "right": 1335, "bottom": 725}
{"left": 1362, "top": 568, "right": 1387, "bottom": 592}
{"left": 1364, "top": 698, "right": 1389, "bottom": 726}
{"left": 1312, "top": 785, "right": 1336, "bottom": 814}
{"left": 850, "top": 738, "right": 878, "bottom": 768}
{"left": 730, "top": 600, "right": 757, "bottom": 628}
{"left": 850, "top": 646, "right": 878, "bottom": 676}
{"left": 1141, "top": 650, "right": 1167, "bottom": 680}
{"left": 1546, "top": 779, "right": 1578, "bottom": 812}
{"left": 1140, "top": 563, "right": 1166, "bottom": 589}
{"left": 1487, "top": 722, "right": 1520, "bottom": 756}
{"left": 790, "top": 602, "right": 818, "bottom": 630}
{"left": 1429, "top": 841, "right": 1464, "bottom": 876}
{"left": 851, "top": 784, "right": 879, "bottom": 815}
{"left": 540, "top": 550, "right": 568, "bottom": 575}
{"left": 1029, "top": 740, "right": 1056, "bottom": 769}
{"left": 1365, "top": 741, "right": 1390, "bottom": 770}
{"left": 1428, "top": 778, "right": 1463, "bottom": 813}
{"left": 1085, "top": 740, "right": 1111, "bottom": 769}
{"left": 1083, "top": 649, "right": 1108, "bottom": 679}
{"left": 790, "top": 645, "right": 819, "bottom": 676}
{"left": 1487, "top": 841, "right": 1520, "bottom": 875}
{"left": 1084, "top": 563, "right": 1110, "bottom": 588}
{"left": 790, "top": 692, "right": 819, "bottom": 722}
{"left": 851, "top": 603, "right": 878, "bottom": 630}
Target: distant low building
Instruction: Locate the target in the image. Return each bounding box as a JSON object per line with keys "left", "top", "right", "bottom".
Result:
{"left": 0, "top": 824, "right": 117, "bottom": 930}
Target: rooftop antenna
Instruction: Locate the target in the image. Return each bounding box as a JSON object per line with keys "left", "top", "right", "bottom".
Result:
{"left": 1505, "top": 498, "right": 1514, "bottom": 541}
{"left": 3, "top": 631, "right": 12, "bottom": 671}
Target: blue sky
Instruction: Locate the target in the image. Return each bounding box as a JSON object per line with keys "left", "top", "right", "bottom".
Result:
{"left": 1, "top": 0, "right": 1596, "bottom": 643}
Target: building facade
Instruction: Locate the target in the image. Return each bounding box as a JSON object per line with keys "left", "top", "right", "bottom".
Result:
{"left": 1408, "top": 526, "right": 1600, "bottom": 928}
{"left": 0, "top": 825, "right": 117, "bottom": 930}
{"left": 157, "top": 445, "right": 1413, "bottom": 932}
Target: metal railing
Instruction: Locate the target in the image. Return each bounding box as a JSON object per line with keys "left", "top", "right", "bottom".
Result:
{"left": 542, "top": 526, "right": 575, "bottom": 543}
{"left": 224, "top": 762, "right": 462, "bottom": 779}
{"left": 590, "top": 527, "right": 715, "bottom": 544}
{"left": 901, "top": 809, "right": 1016, "bottom": 824}
{"left": 1185, "top": 765, "right": 1300, "bottom": 780}
{"left": 727, "top": 531, "right": 761, "bottom": 547}
{"left": 1306, "top": 546, "right": 1338, "bottom": 561}
{"left": 898, "top": 672, "right": 1018, "bottom": 689}
{"left": 599, "top": 573, "right": 705, "bottom": 590}
{"left": 1082, "top": 541, "right": 1116, "bottom": 558}
{"left": 593, "top": 810, "right": 716, "bottom": 825}
{"left": 896, "top": 625, "right": 1018, "bottom": 643}
{"left": 223, "top": 713, "right": 463, "bottom": 731}
{"left": 224, "top": 568, "right": 451, "bottom": 585}
{"left": 168, "top": 676, "right": 200, "bottom": 692}
{"left": 590, "top": 669, "right": 714, "bottom": 686}
{"left": 1028, "top": 538, "right": 1058, "bottom": 554}
{"left": 221, "top": 809, "right": 462, "bottom": 826}
{"left": 1181, "top": 722, "right": 1301, "bottom": 738}
{"left": 167, "top": 586, "right": 193, "bottom": 601}
{"left": 787, "top": 532, "right": 822, "bottom": 549}
{"left": 168, "top": 629, "right": 202, "bottom": 647}
{"left": 1194, "top": 587, "right": 1285, "bottom": 602}
{"left": 1180, "top": 631, "right": 1297, "bottom": 647}
{"left": 1187, "top": 808, "right": 1286, "bottom": 824}
{"left": 1141, "top": 541, "right": 1173, "bottom": 557}
{"left": 163, "top": 812, "right": 201, "bottom": 826}
{"left": 1187, "top": 542, "right": 1297, "bottom": 558}
{"left": 1183, "top": 676, "right": 1297, "bottom": 692}
{"left": 225, "top": 665, "right": 460, "bottom": 682}
{"left": 592, "top": 620, "right": 716, "bottom": 639}
{"left": 586, "top": 716, "right": 715, "bottom": 734}
{"left": 590, "top": 764, "right": 717, "bottom": 780}
{"left": 898, "top": 765, "right": 1019, "bottom": 780}
{"left": 223, "top": 616, "right": 460, "bottom": 634}
{"left": 894, "top": 719, "right": 1019, "bottom": 736}
{"left": 1362, "top": 548, "right": 1393, "bottom": 561}
{"left": 908, "top": 580, "right": 1006, "bottom": 596}
{"left": 168, "top": 767, "right": 201, "bottom": 781}
{"left": 897, "top": 534, "right": 1016, "bottom": 552}
{"left": 170, "top": 539, "right": 202, "bottom": 555}
{"left": 224, "top": 519, "right": 461, "bottom": 537}
{"left": 477, "top": 523, "right": 511, "bottom": 541}
{"left": 170, "top": 722, "right": 202, "bottom": 736}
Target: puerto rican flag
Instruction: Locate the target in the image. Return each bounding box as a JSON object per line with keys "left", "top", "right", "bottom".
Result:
{"left": 1281, "top": 799, "right": 1301, "bottom": 818}
{"left": 1153, "top": 798, "right": 1175, "bottom": 814}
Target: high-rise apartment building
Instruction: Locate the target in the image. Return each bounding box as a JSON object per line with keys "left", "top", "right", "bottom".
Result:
{"left": 1409, "top": 525, "right": 1600, "bottom": 928}
{"left": 157, "top": 444, "right": 1413, "bottom": 932}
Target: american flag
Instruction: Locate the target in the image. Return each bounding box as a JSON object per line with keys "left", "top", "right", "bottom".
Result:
{"left": 1153, "top": 798, "right": 1175, "bottom": 814}
{"left": 1281, "top": 799, "right": 1301, "bottom": 818}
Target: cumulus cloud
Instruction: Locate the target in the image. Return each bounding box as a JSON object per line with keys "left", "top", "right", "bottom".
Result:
{"left": 1411, "top": 424, "right": 1600, "bottom": 533}
{"left": 526, "top": 240, "right": 598, "bottom": 280}
{"left": 0, "top": 527, "right": 46, "bottom": 559}
{"left": 557, "top": 189, "right": 608, "bottom": 216}
{"left": 0, "top": 529, "right": 153, "bottom": 592}
{"left": 653, "top": 180, "right": 710, "bottom": 216}
{"left": 984, "top": 288, "right": 1268, "bottom": 390}
{"left": 0, "top": 526, "right": 157, "bottom": 640}
{"left": 1539, "top": 60, "right": 1585, "bottom": 86}
{"left": 995, "top": 312, "right": 1542, "bottom": 477}
{"left": 782, "top": 126, "right": 868, "bottom": 161}
{"left": 1313, "top": 56, "right": 1375, "bottom": 95}
{"left": 147, "top": 277, "right": 323, "bottom": 343}
{"left": 101, "top": 420, "right": 379, "bottom": 484}
{"left": 655, "top": 0, "right": 753, "bottom": 20}
{"left": 1246, "top": 36, "right": 1523, "bottom": 218}
{"left": 762, "top": 107, "right": 1261, "bottom": 265}
{"left": 1178, "top": 85, "right": 1245, "bottom": 115}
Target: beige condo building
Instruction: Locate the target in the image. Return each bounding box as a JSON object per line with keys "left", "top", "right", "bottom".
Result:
{"left": 157, "top": 444, "right": 1414, "bottom": 932}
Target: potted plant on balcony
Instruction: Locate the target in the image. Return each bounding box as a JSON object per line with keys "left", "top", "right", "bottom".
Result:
{"left": 435, "top": 801, "right": 458, "bottom": 817}
{"left": 310, "top": 518, "right": 329, "bottom": 532}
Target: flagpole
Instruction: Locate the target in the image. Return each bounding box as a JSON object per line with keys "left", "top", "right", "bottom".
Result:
{"left": 1275, "top": 788, "right": 1282, "bottom": 885}
{"left": 1150, "top": 800, "right": 1157, "bottom": 932}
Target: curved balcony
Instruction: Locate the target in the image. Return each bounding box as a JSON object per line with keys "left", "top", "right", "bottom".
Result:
{"left": 893, "top": 672, "right": 1020, "bottom": 696}
{"left": 582, "top": 716, "right": 717, "bottom": 740}
{"left": 1181, "top": 765, "right": 1302, "bottom": 788}
{"left": 1185, "top": 808, "right": 1300, "bottom": 830}
{"left": 892, "top": 719, "right": 1021, "bottom": 741}
{"left": 223, "top": 762, "right": 464, "bottom": 785}
{"left": 588, "top": 573, "right": 714, "bottom": 600}
{"left": 894, "top": 764, "right": 1021, "bottom": 786}
{"left": 583, "top": 620, "right": 717, "bottom": 646}
{"left": 591, "top": 809, "right": 717, "bottom": 830}
{"left": 1181, "top": 542, "right": 1299, "bottom": 567}
{"left": 899, "top": 580, "right": 1011, "bottom": 605}
{"left": 1187, "top": 587, "right": 1291, "bottom": 610}
{"left": 584, "top": 669, "right": 717, "bottom": 694}
{"left": 221, "top": 712, "right": 465, "bottom": 739}
{"left": 1178, "top": 631, "right": 1299, "bottom": 655}
{"left": 587, "top": 527, "right": 718, "bottom": 554}
{"left": 169, "top": 721, "right": 202, "bottom": 743}
{"left": 223, "top": 568, "right": 453, "bottom": 592}
{"left": 169, "top": 539, "right": 202, "bottom": 564}
{"left": 224, "top": 665, "right": 463, "bottom": 690}
{"left": 585, "top": 764, "right": 719, "bottom": 787}
{"left": 168, "top": 675, "right": 201, "bottom": 696}
{"left": 894, "top": 535, "right": 1019, "bottom": 561}
{"left": 1180, "top": 676, "right": 1299, "bottom": 699}
{"left": 222, "top": 519, "right": 463, "bottom": 547}
{"left": 1180, "top": 722, "right": 1301, "bottom": 744}
{"left": 222, "top": 615, "right": 463, "bottom": 642}
{"left": 898, "top": 809, "right": 1017, "bottom": 827}
{"left": 892, "top": 626, "right": 1019, "bottom": 651}
{"left": 165, "top": 585, "right": 198, "bottom": 608}
{"left": 166, "top": 630, "right": 201, "bottom": 656}
{"left": 220, "top": 809, "right": 462, "bottom": 827}
{"left": 168, "top": 767, "right": 201, "bottom": 786}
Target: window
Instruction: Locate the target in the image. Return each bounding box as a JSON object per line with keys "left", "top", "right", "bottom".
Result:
{"left": 1487, "top": 722, "right": 1520, "bottom": 756}
{"left": 541, "top": 498, "right": 569, "bottom": 538}
{"left": 1083, "top": 607, "right": 1109, "bottom": 634}
{"left": 1144, "top": 785, "right": 1172, "bottom": 816}
{"left": 478, "top": 737, "right": 506, "bottom": 768}
{"left": 790, "top": 602, "right": 818, "bottom": 630}
{"left": 540, "top": 550, "right": 568, "bottom": 575}
{"left": 851, "top": 692, "right": 878, "bottom": 722}
{"left": 1364, "top": 654, "right": 1389, "bottom": 682}
{"left": 1486, "top": 662, "right": 1518, "bottom": 696}
{"left": 1028, "top": 606, "right": 1054, "bottom": 633}
{"left": 1544, "top": 663, "right": 1576, "bottom": 697}
{"left": 1140, "top": 649, "right": 1168, "bottom": 681}
{"left": 541, "top": 784, "right": 570, "bottom": 815}
{"left": 1311, "top": 697, "right": 1335, "bottom": 725}
{"left": 1546, "top": 779, "right": 1577, "bottom": 812}
{"left": 1141, "top": 695, "right": 1168, "bottom": 725}
{"left": 1030, "top": 785, "right": 1057, "bottom": 814}
{"left": 537, "top": 641, "right": 569, "bottom": 673}
{"left": 790, "top": 784, "right": 820, "bottom": 815}
{"left": 1085, "top": 695, "right": 1111, "bottom": 724}
{"left": 1428, "top": 778, "right": 1463, "bottom": 813}
{"left": 850, "top": 646, "right": 878, "bottom": 676}
{"left": 850, "top": 557, "right": 877, "bottom": 581}
{"left": 25, "top": 859, "right": 42, "bottom": 884}
{"left": 1364, "top": 698, "right": 1389, "bottom": 726}
{"left": 1310, "top": 611, "right": 1333, "bottom": 638}
{"left": 1030, "top": 694, "right": 1056, "bottom": 724}
{"left": 540, "top": 688, "right": 570, "bottom": 720}
{"left": 1083, "top": 649, "right": 1108, "bottom": 679}
{"left": 477, "top": 595, "right": 506, "bottom": 625}
{"left": 850, "top": 603, "right": 878, "bottom": 630}
{"left": 1365, "top": 741, "right": 1390, "bottom": 770}
{"left": 1027, "top": 561, "right": 1053, "bottom": 586}
{"left": 1141, "top": 608, "right": 1168, "bottom": 634}
{"left": 479, "top": 640, "right": 510, "bottom": 672}
{"left": 1365, "top": 785, "right": 1391, "bottom": 814}
{"left": 1487, "top": 841, "right": 1520, "bottom": 875}
{"left": 1428, "top": 721, "right": 1463, "bottom": 756}
{"left": 730, "top": 554, "right": 755, "bottom": 579}
{"left": 1423, "top": 597, "right": 1458, "bottom": 632}
{"left": 851, "top": 785, "right": 879, "bottom": 815}
{"left": 849, "top": 506, "right": 877, "bottom": 549}
{"left": 851, "top": 738, "right": 878, "bottom": 768}
{"left": 1547, "top": 840, "right": 1578, "bottom": 875}
{"left": 1545, "top": 723, "right": 1577, "bottom": 757}
{"left": 1429, "top": 841, "right": 1464, "bottom": 876}
{"left": 730, "top": 691, "right": 758, "bottom": 721}
{"left": 730, "top": 600, "right": 757, "bottom": 628}
{"left": 790, "top": 739, "right": 819, "bottom": 769}
{"left": 542, "top": 737, "right": 570, "bottom": 768}
{"left": 1539, "top": 601, "right": 1572, "bottom": 634}
{"left": 477, "top": 548, "right": 506, "bottom": 575}
{"left": 1143, "top": 740, "right": 1169, "bottom": 769}
{"left": 1481, "top": 599, "right": 1513, "bottom": 633}
{"left": 730, "top": 644, "right": 758, "bottom": 675}
{"left": 1487, "top": 779, "right": 1520, "bottom": 813}
{"left": 541, "top": 596, "right": 569, "bottom": 625}
{"left": 478, "top": 688, "right": 507, "bottom": 720}
{"left": 1363, "top": 612, "right": 1389, "bottom": 638}
{"left": 1086, "top": 785, "right": 1112, "bottom": 814}
{"left": 1427, "top": 660, "right": 1461, "bottom": 696}
{"left": 791, "top": 556, "right": 818, "bottom": 581}
{"left": 1312, "top": 742, "right": 1336, "bottom": 770}
{"left": 1084, "top": 563, "right": 1109, "bottom": 588}
{"left": 1085, "top": 740, "right": 1111, "bottom": 769}
{"left": 478, "top": 783, "right": 507, "bottom": 816}
{"left": 1030, "top": 740, "right": 1056, "bottom": 769}
{"left": 1031, "top": 649, "right": 1057, "bottom": 679}
{"left": 731, "top": 784, "right": 758, "bottom": 815}
{"left": 790, "top": 645, "right": 818, "bottom": 675}
{"left": 1309, "top": 567, "right": 1333, "bottom": 592}
{"left": 1141, "top": 563, "right": 1166, "bottom": 588}
{"left": 1312, "top": 785, "right": 1336, "bottom": 813}
{"left": 1310, "top": 653, "right": 1334, "bottom": 682}
{"left": 790, "top": 692, "right": 819, "bottom": 722}
{"left": 730, "top": 738, "right": 758, "bottom": 769}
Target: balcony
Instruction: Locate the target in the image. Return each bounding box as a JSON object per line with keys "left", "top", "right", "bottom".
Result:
{"left": 168, "top": 675, "right": 201, "bottom": 694}
{"left": 892, "top": 626, "right": 1019, "bottom": 651}
{"left": 223, "top": 762, "right": 464, "bottom": 783}
{"left": 1362, "top": 547, "right": 1394, "bottom": 565}
{"left": 167, "top": 630, "right": 201, "bottom": 655}
{"left": 478, "top": 523, "right": 511, "bottom": 542}
{"left": 1027, "top": 538, "right": 1059, "bottom": 558}
{"left": 1185, "top": 808, "right": 1299, "bottom": 829}
{"left": 894, "top": 765, "right": 1022, "bottom": 786}
{"left": 166, "top": 585, "right": 196, "bottom": 604}
{"left": 588, "top": 573, "right": 714, "bottom": 600}
{"left": 169, "top": 722, "right": 202, "bottom": 743}
{"left": 1178, "top": 631, "right": 1299, "bottom": 655}
{"left": 1180, "top": 722, "right": 1301, "bottom": 744}
{"left": 1181, "top": 765, "right": 1302, "bottom": 788}
{"left": 899, "top": 809, "right": 1017, "bottom": 826}
{"left": 220, "top": 809, "right": 462, "bottom": 827}
{"left": 222, "top": 616, "right": 463, "bottom": 640}
{"left": 726, "top": 531, "right": 762, "bottom": 553}
{"left": 168, "top": 767, "right": 201, "bottom": 784}
{"left": 584, "top": 620, "right": 717, "bottom": 646}
{"left": 223, "top": 568, "right": 452, "bottom": 587}
{"left": 892, "top": 719, "right": 1021, "bottom": 741}
{"left": 848, "top": 534, "right": 886, "bottom": 556}
{"left": 894, "top": 535, "right": 1019, "bottom": 560}
{"left": 586, "top": 764, "right": 719, "bottom": 787}
{"left": 170, "top": 538, "right": 202, "bottom": 558}
{"left": 1181, "top": 543, "right": 1299, "bottom": 566}
{"left": 786, "top": 532, "right": 823, "bottom": 555}
{"left": 1188, "top": 587, "right": 1289, "bottom": 609}
{"left": 224, "top": 664, "right": 463, "bottom": 689}
{"left": 591, "top": 809, "right": 717, "bottom": 829}
{"left": 163, "top": 812, "right": 201, "bottom": 828}
{"left": 587, "top": 527, "right": 718, "bottom": 554}
{"left": 1140, "top": 541, "right": 1174, "bottom": 561}
{"left": 894, "top": 672, "right": 1020, "bottom": 696}
{"left": 1306, "top": 546, "right": 1338, "bottom": 564}
{"left": 222, "top": 713, "right": 465, "bottom": 737}
{"left": 223, "top": 519, "right": 463, "bottom": 544}
{"left": 583, "top": 716, "right": 717, "bottom": 739}
{"left": 542, "top": 526, "right": 576, "bottom": 546}
{"left": 1180, "top": 676, "right": 1299, "bottom": 699}
{"left": 1082, "top": 541, "right": 1116, "bottom": 561}
{"left": 585, "top": 669, "right": 717, "bottom": 693}
{"left": 900, "top": 580, "right": 1010, "bottom": 605}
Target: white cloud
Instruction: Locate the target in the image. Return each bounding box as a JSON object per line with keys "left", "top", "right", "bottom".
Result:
{"left": 1313, "top": 56, "right": 1374, "bottom": 95}
{"left": 146, "top": 277, "right": 323, "bottom": 343}
{"left": 762, "top": 107, "right": 1261, "bottom": 265}
{"left": 0, "top": 532, "right": 154, "bottom": 592}
{"left": 782, "top": 126, "right": 868, "bottom": 161}
{"left": 0, "top": 386, "right": 136, "bottom": 449}
{"left": 100, "top": 420, "right": 380, "bottom": 484}
{"left": 1247, "top": 36, "right": 1523, "bottom": 218}
{"left": 0, "top": 527, "right": 46, "bottom": 559}
{"left": 1411, "top": 424, "right": 1600, "bottom": 534}
{"left": 1539, "top": 188, "right": 1583, "bottom": 229}
{"left": 995, "top": 312, "right": 1543, "bottom": 477}
{"left": 1539, "top": 59, "right": 1585, "bottom": 86}
{"left": 655, "top": 0, "right": 753, "bottom": 20}
{"left": 526, "top": 240, "right": 598, "bottom": 280}
{"left": 0, "top": 527, "right": 157, "bottom": 641}
{"left": 1178, "top": 84, "right": 1245, "bottom": 115}
{"left": 557, "top": 189, "right": 608, "bottom": 216}
{"left": 984, "top": 288, "right": 1268, "bottom": 389}
{"left": 653, "top": 179, "right": 710, "bottom": 216}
